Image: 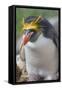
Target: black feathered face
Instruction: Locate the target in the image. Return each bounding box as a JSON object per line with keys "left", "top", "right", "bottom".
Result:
{"left": 23, "top": 29, "right": 37, "bottom": 37}
{"left": 22, "top": 16, "right": 42, "bottom": 45}
{"left": 22, "top": 29, "right": 37, "bottom": 45}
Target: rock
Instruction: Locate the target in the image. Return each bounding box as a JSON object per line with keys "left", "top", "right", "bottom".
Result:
{"left": 16, "top": 65, "right": 22, "bottom": 81}
{"left": 16, "top": 54, "right": 28, "bottom": 82}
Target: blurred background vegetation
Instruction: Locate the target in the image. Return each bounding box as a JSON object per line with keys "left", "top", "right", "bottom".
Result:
{"left": 16, "top": 8, "right": 58, "bottom": 40}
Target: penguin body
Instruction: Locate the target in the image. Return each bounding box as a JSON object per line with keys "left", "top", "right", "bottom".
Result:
{"left": 24, "top": 34, "right": 58, "bottom": 80}
{"left": 18, "top": 16, "right": 59, "bottom": 81}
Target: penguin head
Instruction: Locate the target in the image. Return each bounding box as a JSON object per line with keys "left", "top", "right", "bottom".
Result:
{"left": 21, "top": 16, "right": 57, "bottom": 47}
{"left": 22, "top": 16, "right": 43, "bottom": 45}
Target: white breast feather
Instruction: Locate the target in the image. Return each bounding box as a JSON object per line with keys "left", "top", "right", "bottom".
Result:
{"left": 25, "top": 34, "right": 58, "bottom": 77}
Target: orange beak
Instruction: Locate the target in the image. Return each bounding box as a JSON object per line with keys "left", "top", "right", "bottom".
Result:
{"left": 20, "top": 32, "right": 34, "bottom": 50}
{"left": 22, "top": 34, "right": 30, "bottom": 45}
{"left": 22, "top": 32, "right": 34, "bottom": 45}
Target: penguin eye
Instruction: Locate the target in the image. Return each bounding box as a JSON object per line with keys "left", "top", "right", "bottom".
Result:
{"left": 29, "top": 29, "right": 37, "bottom": 33}
{"left": 24, "top": 29, "right": 36, "bottom": 34}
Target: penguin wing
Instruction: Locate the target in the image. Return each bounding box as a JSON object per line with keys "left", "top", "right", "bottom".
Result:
{"left": 47, "top": 20, "right": 58, "bottom": 48}
{"left": 49, "top": 17, "right": 58, "bottom": 36}
{"left": 40, "top": 18, "right": 58, "bottom": 48}
{"left": 46, "top": 25, "right": 58, "bottom": 48}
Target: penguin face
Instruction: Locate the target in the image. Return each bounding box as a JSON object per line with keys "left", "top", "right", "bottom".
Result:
{"left": 22, "top": 16, "right": 43, "bottom": 45}
{"left": 22, "top": 29, "right": 38, "bottom": 45}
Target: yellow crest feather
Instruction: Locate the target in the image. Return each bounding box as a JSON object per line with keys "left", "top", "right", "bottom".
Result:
{"left": 23, "top": 16, "right": 42, "bottom": 31}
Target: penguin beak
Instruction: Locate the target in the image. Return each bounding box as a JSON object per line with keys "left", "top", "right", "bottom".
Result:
{"left": 22, "top": 31, "right": 34, "bottom": 45}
